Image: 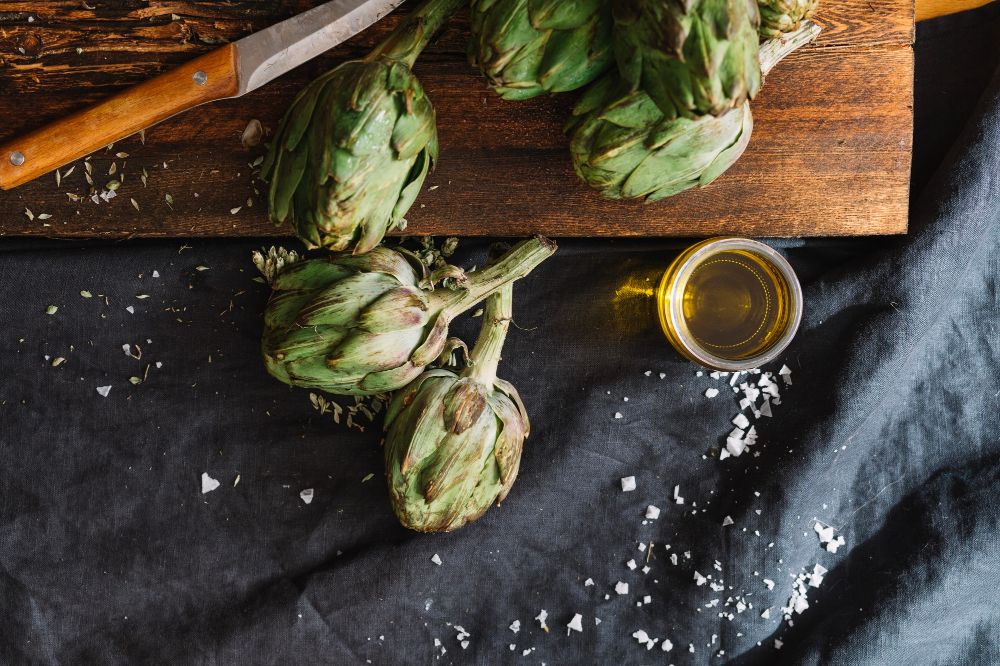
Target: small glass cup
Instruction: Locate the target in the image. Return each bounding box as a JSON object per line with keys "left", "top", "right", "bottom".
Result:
{"left": 657, "top": 238, "right": 803, "bottom": 371}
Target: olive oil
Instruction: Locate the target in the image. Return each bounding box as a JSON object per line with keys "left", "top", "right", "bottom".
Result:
{"left": 658, "top": 238, "right": 802, "bottom": 371}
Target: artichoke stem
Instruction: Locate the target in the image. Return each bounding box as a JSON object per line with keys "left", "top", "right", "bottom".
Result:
{"left": 759, "top": 21, "right": 822, "bottom": 77}
{"left": 433, "top": 236, "right": 557, "bottom": 317}
{"left": 465, "top": 284, "right": 513, "bottom": 385}
{"left": 370, "top": 0, "right": 467, "bottom": 67}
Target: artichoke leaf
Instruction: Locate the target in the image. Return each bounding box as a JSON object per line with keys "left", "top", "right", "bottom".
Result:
{"left": 442, "top": 379, "right": 491, "bottom": 435}
{"left": 296, "top": 272, "right": 400, "bottom": 328}
{"left": 357, "top": 286, "right": 430, "bottom": 333}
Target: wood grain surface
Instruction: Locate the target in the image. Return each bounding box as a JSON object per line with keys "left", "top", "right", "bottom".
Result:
{"left": 0, "top": 1, "right": 915, "bottom": 240}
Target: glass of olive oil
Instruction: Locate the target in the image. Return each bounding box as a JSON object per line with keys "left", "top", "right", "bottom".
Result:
{"left": 657, "top": 238, "right": 802, "bottom": 371}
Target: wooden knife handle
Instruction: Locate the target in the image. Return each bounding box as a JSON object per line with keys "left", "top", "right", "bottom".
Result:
{"left": 0, "top": 44, "right": 240, "bottom": 191}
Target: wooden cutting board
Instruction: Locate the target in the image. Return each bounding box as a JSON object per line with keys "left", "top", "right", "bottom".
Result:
{"left": 0, "top": 1, "right": 914, "bottom": 240}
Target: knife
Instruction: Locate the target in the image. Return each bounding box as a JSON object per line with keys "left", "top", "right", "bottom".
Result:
{"left": 0, "top": 0, "right": 406, "bottom": 191}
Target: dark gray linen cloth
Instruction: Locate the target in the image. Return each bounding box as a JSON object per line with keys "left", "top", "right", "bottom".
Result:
{"left": 2, "top": 6, "right": 1000, "bottom": 664}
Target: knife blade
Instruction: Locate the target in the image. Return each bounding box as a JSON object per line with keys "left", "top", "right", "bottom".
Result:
{"left": 0, "top": 0, "right": 406, "bottom": 191}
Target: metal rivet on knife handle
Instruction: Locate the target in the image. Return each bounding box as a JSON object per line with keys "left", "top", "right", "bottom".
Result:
{"left": 193, "top": 70, "right": 208, "bottom": 86}
{"left": 9, "top": 151, "right": 25, "bottom": 167}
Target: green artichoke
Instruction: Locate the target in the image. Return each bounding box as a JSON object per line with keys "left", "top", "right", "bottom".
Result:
{"left": 384, "top": 283, "right": 529, "bottom": 532}
{"left": 262, "top": 236, "right": 556, "bottom": 396}
{"left": 612, "top": 0, "right": 762, "bottom": 119}
{"left": 262, "top": 0, "right": 463, "bottom": 254}
{"left": 758, "top": 0, "right": 819, "bottom": 39}
{"left": 468, "top": 0, "right": 614, "bottom": 100}
{"left": 569, "top": 22, "right": 820, "bottom": 201}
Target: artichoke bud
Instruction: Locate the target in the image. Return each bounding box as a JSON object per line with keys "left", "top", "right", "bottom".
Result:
{"left": 384, "top": 283, "right": 530, "bottom": 533}
{"left": 263, "top": 0, "right": 464, "bottom": 254}
{"left": 262, "top": 236, "right": 557, "bottom": 397}
{"left": 612, "top": 0, "right": 762, "bottom": 119}
{"left": 569, "top": 22, "right": 821, "bottom": 201}
{"left": 469, "top": 0, "right": 615, "bottom": 100}
{"left": 757, "top": 0, "right": 819, "bottom": 40}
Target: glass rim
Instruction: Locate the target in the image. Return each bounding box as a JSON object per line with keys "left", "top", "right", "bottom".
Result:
{"left": 663, "top": 237, "right": 803, "bottom": 372}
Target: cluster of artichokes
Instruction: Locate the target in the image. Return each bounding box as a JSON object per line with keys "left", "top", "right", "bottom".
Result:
{"left": 261, "top": 236, "right": 556, "bottom": 532}
{"left": 257, "top": 0, "right": 820, "bottom": 532}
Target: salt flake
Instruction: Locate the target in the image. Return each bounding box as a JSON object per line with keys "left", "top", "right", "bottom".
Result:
{"left": 621, "top": 476, "right": 636, "bottom": 492}
{"left": 201, "top": 472, "right": 220, "bottom": 494}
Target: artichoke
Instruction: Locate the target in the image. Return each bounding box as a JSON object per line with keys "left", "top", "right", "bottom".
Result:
{"left": 758, "top": 0, "right": 819, "bottom": 39}
{"left": 384, "top": 283, "right": 529, "bottom": 532}
{"left": 469, "top": 0, "right": 614, "bottom": 100}
{"left": 569, "top": 22, "right": 820, "bottom": 201}
{"left": 262, "top": 0, "right": 463, "bottom": 254}
{"left": 262, "top": 236, "right": 556, "bottom": 396}
{"left": 612, "top": 0, "right": 762, "bottom": 119}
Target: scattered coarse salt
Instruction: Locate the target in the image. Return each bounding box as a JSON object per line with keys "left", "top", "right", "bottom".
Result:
{"left": 627, "top": 559, "right": 637, "bottom": 570}
{"left": 96, "top": 385, "right": 112, "bottom": 397}
{"left": 705, "top": 388, "right": 719, "bottom": 398}
{"left": 659, "top": 373, "right": 666, "bottom": 379}
{"left": 763, "top": 578, "right": 776, "bottom": 590}
{"left": 535, "top": 609, "right": 549, "bottom": 632}
{"left": 637, "top": 543, "right": 647, "bottom": 552}
{"left": 722, "top": 516, "right": 734, "bottom": 526}
{"left": 566, "top": 614, "right": 583, "bottom": 635}
{"left": 152, "top": 270, "right": 160, "bottom": 278}
{"left": 645, "top": 505, "right": 660, "bottom": 520}
{"left": 299, "top": 488, "right": 314, "bottom": 504}
{"left": 431, "top": 553, "right": 442, "bottom": 566}
{"left": 621, "top": 476, "right": 637, "bottom": 492}
{"left": 201, "top": 472, "right": 220, "bottom": 494}
{"left": 779, "top": 365, "right": 793, "bottom": 385}
{"left": 509, "top": 620, "right": 520, "bottom": 634}
{"left": 632, "top": 630, "right": 659, "bottom": 650}
{"left": 732, "top": 413, "right": 751, "bottom": 429}
{"left": 814, "top": 522, "right": 847, "bottom": 553}
{"left": 614, "top": 412, "right": 623, "bottom": 419}
{"left": 760, "top": 399, "right": 773, "bottom": 417}
{"left": 761, "top": 608, "right": 771, "bottom": 619}
{"left": 670, "top": 553, "right": 678, "bottom": 566}
{"left": 615, "top": 581, "right": 629, "bottom": 595}
{"left": 726, "top": 436, "right": 747, "bottom": 457}
{"left": 643, "top": 595, "right": 651, "bottom": 604}
{"left": 125, "top": 306, "right": 135, "bottom": 314}
{"left": 694, "top": 571, "right": 707, "bottom": 586}
{"left": 584, "top": 578, "right": 594, "bottom": 587}
{"left": 662, "top": 639, "right": 674, "bottom": 652}
{"left": 808, "top": 564, "right": 828, "bottom": 588}
{"left": 673, "top": 485, "right": 685, "bottom": 505}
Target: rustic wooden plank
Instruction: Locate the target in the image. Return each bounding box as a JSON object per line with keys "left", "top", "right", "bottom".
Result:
{"left": 0, "top": 1, "right": 914, "bottom": 239}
